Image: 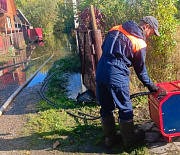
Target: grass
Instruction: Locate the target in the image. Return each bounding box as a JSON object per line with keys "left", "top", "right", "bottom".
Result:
{"left": 25, "top": 54, "right": 150, "bottom": 154}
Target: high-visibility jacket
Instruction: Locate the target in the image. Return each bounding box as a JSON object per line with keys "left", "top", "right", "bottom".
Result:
{"left": 96, "top": 21, "right": 153, "bottom": 88}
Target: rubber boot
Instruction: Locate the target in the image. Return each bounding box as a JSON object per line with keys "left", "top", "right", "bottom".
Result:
{"left": 101, "top": 115, "right": 122, "bottom": 147}
{"left": 119, "top": 121, "right": 145, "bottom": 149}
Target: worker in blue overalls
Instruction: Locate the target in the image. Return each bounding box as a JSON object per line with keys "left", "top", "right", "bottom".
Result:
{"left": 96, "top": 16, "right": 160, "bottom": 148}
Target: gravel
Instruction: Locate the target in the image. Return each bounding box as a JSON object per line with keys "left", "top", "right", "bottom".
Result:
{"left": 0, "top": 83, "right": 55, "bottom": 155}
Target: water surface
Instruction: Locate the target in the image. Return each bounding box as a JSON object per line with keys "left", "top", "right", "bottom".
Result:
{"left": 0, "top": 34, "right": 74, "bottom": 106}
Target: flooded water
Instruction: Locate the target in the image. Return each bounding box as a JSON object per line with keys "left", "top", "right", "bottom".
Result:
{"left": 66, "top": 73, "right": 82, "bottom": 100}
{"left": 0, "top": 34, "right": 75, "bottom": 106}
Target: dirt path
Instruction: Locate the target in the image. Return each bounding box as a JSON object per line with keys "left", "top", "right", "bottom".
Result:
{"left": 0, "top": 84, "right": 55, "bottom": 155}
{"left": 0, "top": 83, "right": 180, "bottom": 155}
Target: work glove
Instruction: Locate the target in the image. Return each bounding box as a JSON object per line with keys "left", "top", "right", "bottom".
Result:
{"left": 147, "top": 84, "right": 159, "bottom": 92}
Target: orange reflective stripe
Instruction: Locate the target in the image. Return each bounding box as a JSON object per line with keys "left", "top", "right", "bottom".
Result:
{"left": 110, "top": 26, "right": 120, "bottom": 31}
{"left": 110, "top": 25, "right": 147, "bottom": 52}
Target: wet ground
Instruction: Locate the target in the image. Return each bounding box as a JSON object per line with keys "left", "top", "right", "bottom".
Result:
{"left": 0, "top": 35, "right": 74, "bottom": 107}
{"left": 66, "top": 73, "right": 83, "bottom": 100}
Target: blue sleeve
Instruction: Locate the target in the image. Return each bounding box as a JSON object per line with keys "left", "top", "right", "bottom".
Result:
{"left": 132, "top": 48, "right": 153, "bottom": 87}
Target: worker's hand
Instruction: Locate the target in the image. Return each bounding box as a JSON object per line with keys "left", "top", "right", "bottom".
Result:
{"left": 147, "top": 84, "right": 159, "bottom": 92}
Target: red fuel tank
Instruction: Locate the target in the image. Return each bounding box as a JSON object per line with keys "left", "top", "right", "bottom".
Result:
{"left": 148, "top": 81, "right": 180, "bottom": 142}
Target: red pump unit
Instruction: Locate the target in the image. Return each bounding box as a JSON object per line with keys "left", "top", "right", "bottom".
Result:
{"left": 148, "top": 81, "right": 180, "bottom": 142}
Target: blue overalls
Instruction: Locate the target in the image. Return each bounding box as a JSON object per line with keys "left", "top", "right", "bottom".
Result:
{"left": 96, "top": 21, "right": 153, "bottom": 122}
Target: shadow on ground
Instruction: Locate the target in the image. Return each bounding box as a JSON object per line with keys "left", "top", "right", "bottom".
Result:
{"left": 0, "top": 123, "right": 174, "bottom": 154}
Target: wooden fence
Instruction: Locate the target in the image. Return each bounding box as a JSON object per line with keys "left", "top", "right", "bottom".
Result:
{"left": 77, "top": 30, "right": 102, "bottom": 95}
{"left": 0, "top": 35, "right": 11, "bottom": 55}
{"left": 13, "top": 32, "right": 27, "bottom": 49}
{"left": 76, "top": 5, "right": 103, "bottom": 96}
{"left": 0, "top": 31, "right": 28, "bottom": 55}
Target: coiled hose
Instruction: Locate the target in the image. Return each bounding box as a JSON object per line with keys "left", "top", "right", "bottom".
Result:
{"left": 39, "top": 69, "right": 155, "bottom": 120}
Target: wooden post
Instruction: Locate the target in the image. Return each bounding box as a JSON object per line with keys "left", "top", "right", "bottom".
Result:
{"left": 93, "top": 30, "right": 102, "bottom": 67}
{"left": 90, "top": 5, "right": 97, "bottom": 31}
{"left": 90, "top": 5, "right": 102, "bottom": 68}
{"left": 5, "top": 23, "right": 7, "bottom": 35}
{"left": 10, "top": 27, "right": 14, "bottom": 45}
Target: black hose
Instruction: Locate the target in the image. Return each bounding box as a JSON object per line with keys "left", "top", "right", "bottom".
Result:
{"left": 65, "top": 110, "right": 100, "bottom": 120}
{"left": 38, "top": 61, "right": 101, "bottom": 120}
{"left": 39, "top": 64, "right": 155, "bottom": 120}
{"left": 130, "top": 91, "right": 155, "bottom": 99}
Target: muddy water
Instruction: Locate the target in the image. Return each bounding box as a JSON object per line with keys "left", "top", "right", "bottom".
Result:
{"left": 0, "top": 34, "right": 74, "bottom": 106}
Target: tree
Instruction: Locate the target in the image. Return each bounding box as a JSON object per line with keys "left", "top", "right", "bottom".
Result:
{"left": 15, "top": 0, "right": 59, "bottom": 35}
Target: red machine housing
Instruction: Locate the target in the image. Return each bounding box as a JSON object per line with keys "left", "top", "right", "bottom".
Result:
{"left": 148, "top": 81, "right": 180, "bottom": 142}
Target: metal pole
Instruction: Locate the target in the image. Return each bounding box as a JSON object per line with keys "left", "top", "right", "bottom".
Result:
{"left": 72, "top": 0, "right": 79, "bottom": 29}
{"left": 72, "top": 0, "right": 86, "bottom": 92}
{"left": 72, "top": 0, "right": 79, "bottom": 52}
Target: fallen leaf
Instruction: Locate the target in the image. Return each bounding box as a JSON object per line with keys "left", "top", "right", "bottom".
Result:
{"left": 53, "top": 141, "right": 60, "bottom": 149}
